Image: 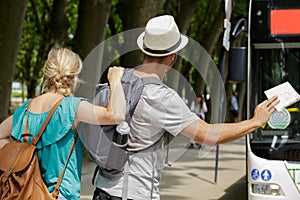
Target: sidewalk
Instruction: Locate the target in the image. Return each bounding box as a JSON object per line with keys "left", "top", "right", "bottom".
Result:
{"left": 80, "top": 137, "right": 247, "bottom": 200}
{"left": 160, "top": 138, "right": 247, "bottom": 200}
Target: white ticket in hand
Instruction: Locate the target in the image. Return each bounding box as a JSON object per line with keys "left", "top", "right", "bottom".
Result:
{"left": 264, "top": 82, "right": 300, "bottom": 111}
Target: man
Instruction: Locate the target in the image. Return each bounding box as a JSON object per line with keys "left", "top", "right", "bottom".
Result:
{"left": 92, "top": 15, "right": 278, "bottom": 200}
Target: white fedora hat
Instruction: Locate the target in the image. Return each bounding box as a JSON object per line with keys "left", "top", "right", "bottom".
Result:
{"left": 137, "top": 15, "right": 188, "bottom": 57}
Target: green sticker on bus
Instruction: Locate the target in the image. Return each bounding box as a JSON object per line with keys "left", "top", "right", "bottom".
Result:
{"left": 268, "top": 108, "right": 291, "bottom": 129}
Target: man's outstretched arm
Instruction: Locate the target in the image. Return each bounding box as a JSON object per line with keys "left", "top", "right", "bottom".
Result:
{"left": 181, "top": 96, "right": 279, "bottom": 146}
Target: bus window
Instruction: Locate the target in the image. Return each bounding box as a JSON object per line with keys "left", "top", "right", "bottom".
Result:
{"left": 250, "top": 45, "right": 300, "bottom": 161}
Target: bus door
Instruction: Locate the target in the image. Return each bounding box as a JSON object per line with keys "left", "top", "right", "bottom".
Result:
{"left": 230, "top": 0, "right": 300, "bottom": 199}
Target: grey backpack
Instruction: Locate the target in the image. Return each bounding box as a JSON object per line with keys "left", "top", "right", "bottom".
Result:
{"left": 82, "top": 68, "right": 169, "bottom": 178}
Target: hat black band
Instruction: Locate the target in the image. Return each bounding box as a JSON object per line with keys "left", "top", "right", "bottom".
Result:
{"left": 143, "top": 37, "right": 182, "bottom": 55}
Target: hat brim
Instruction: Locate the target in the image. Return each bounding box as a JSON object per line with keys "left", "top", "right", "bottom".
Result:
{"left": 137, "top": 32, "right": 188, "bottom": 57}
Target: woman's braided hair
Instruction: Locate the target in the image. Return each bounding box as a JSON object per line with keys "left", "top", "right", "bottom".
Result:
{"left": 40, "top": 47, "right": 82, "bottom": 96}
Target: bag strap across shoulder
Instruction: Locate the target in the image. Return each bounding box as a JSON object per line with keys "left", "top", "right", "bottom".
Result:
{"left": 51, "top": 133, "right": 78, "bottom": 198}
{"left": 22, "top": 96, "right": 78, "bottom": 198}
{"left": 124, "top": 68, "right": 164, "bottom": 86}
{"left": 24, "top": 97, "right": 64, "bottom": 145}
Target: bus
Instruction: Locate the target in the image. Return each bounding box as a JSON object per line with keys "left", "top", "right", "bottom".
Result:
{"left": 241, "top": 0, "right": 300, "bottom": 199}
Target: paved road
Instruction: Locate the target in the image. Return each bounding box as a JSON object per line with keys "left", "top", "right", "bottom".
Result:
{"left": 80, "top": 137, "right": 247, "bottom": 200}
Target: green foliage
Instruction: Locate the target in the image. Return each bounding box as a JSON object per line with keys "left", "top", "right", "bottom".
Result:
{"left": 107, "top": 0, "right": 123, "bottom": 38}
{"left": 105, "top": 0, "right": 123, "bottom": 67}
{"left": 16, "top": 0, "right": 80, "bottom": 97}
{"left": 11, "top": 92, "right": 24, "bottom": 98}
{"left": 232, "top": 0, "right": 249, "bottom": 20}
{"left": 14, "top": 0, "right": 249, "bottom": 99}
{"left": 66, "top": 0, "right": 80, "bottom": 42}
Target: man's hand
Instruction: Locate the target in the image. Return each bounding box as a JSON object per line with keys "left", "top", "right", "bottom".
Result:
{"left": 252, "top": 96, "right": 279, "bottom": 127}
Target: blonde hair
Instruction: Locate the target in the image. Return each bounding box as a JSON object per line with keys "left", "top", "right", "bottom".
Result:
{"left": 40, "top": 47, "right": 82, "bottom": 96}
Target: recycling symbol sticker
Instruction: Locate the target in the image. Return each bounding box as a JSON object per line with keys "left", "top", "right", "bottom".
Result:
{"left": 268, "top": 108, "right": 291, "bottom": 129}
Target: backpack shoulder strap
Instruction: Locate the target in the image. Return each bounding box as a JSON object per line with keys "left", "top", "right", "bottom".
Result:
{"left": 121, "top": 68, "right": 142, "bottom": 120}
{"left": 123, "top": 68, "right": 165, "bottom": 86}
{"left": 122, "top": 69, "right": 167, "bottom": 125}
{"left": 31, "top": 97, "right": 64, "bottom": 145}
{"left": 51, "top": 133, "right": 78, "bottom": 198}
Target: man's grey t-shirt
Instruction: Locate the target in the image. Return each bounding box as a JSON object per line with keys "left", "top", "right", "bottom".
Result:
{"left": 96, "top": 82, "right": 199, "bottom": 200}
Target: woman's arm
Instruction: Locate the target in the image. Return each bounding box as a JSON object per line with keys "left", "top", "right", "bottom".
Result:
{"left": 75, "top": 67, "right": 126, "bottom": 125}
{"left": 182, "top": 96, "right": 279, "bottom": 145}
{"left": 106, "top": 67, "right": 126, "bottom": 123}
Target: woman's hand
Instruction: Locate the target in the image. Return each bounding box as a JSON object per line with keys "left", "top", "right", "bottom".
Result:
{"left": 252, "top": 96, "right": 279, "bottom": 127}
{"left": 75, "top": 66, "right": 126, "bottom": 126}
{"left": 107, "top": 66, "right": 124, "bottom": 84}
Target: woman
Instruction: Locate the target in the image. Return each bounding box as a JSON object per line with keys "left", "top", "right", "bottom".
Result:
{"left": 0, "top": 47, "right": 126, "bottom": 199}
{"left": 191, "top": 94, "right": 208, "bottom": 120}
{"left": 188, "top": 94, "right": 208, "bottom": 148}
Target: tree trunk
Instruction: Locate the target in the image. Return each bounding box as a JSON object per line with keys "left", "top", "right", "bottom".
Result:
{"left": 192, "top": 1, "right": 224, "bottom": 97}
{"left": 74, "top": 0, "right": 112, "bottom": 59}
{"left": 118, "top": 0, "right": 167, "bottom": 67}
{"left": 74, "top": 0, "right": 112, "bottom": 99}
{"left": 164, "top": 0, "right": 201, "bottom": 92}
{"left": 0, "top": 0, "right": 27, "bottom": 122}
{"left": 202, "top": 4, "right": 224, "bottom": 54}
{"left": 50, "top": 0, "right": 69, "bottom": 44}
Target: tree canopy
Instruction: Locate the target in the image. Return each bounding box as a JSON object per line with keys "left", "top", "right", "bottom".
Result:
{"left": 0, "top": 0, "right": 248, "bottom": 122}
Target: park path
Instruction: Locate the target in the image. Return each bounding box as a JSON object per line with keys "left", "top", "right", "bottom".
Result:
{"left": 80, "top": 137, "right": 247, "bottom": 200}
